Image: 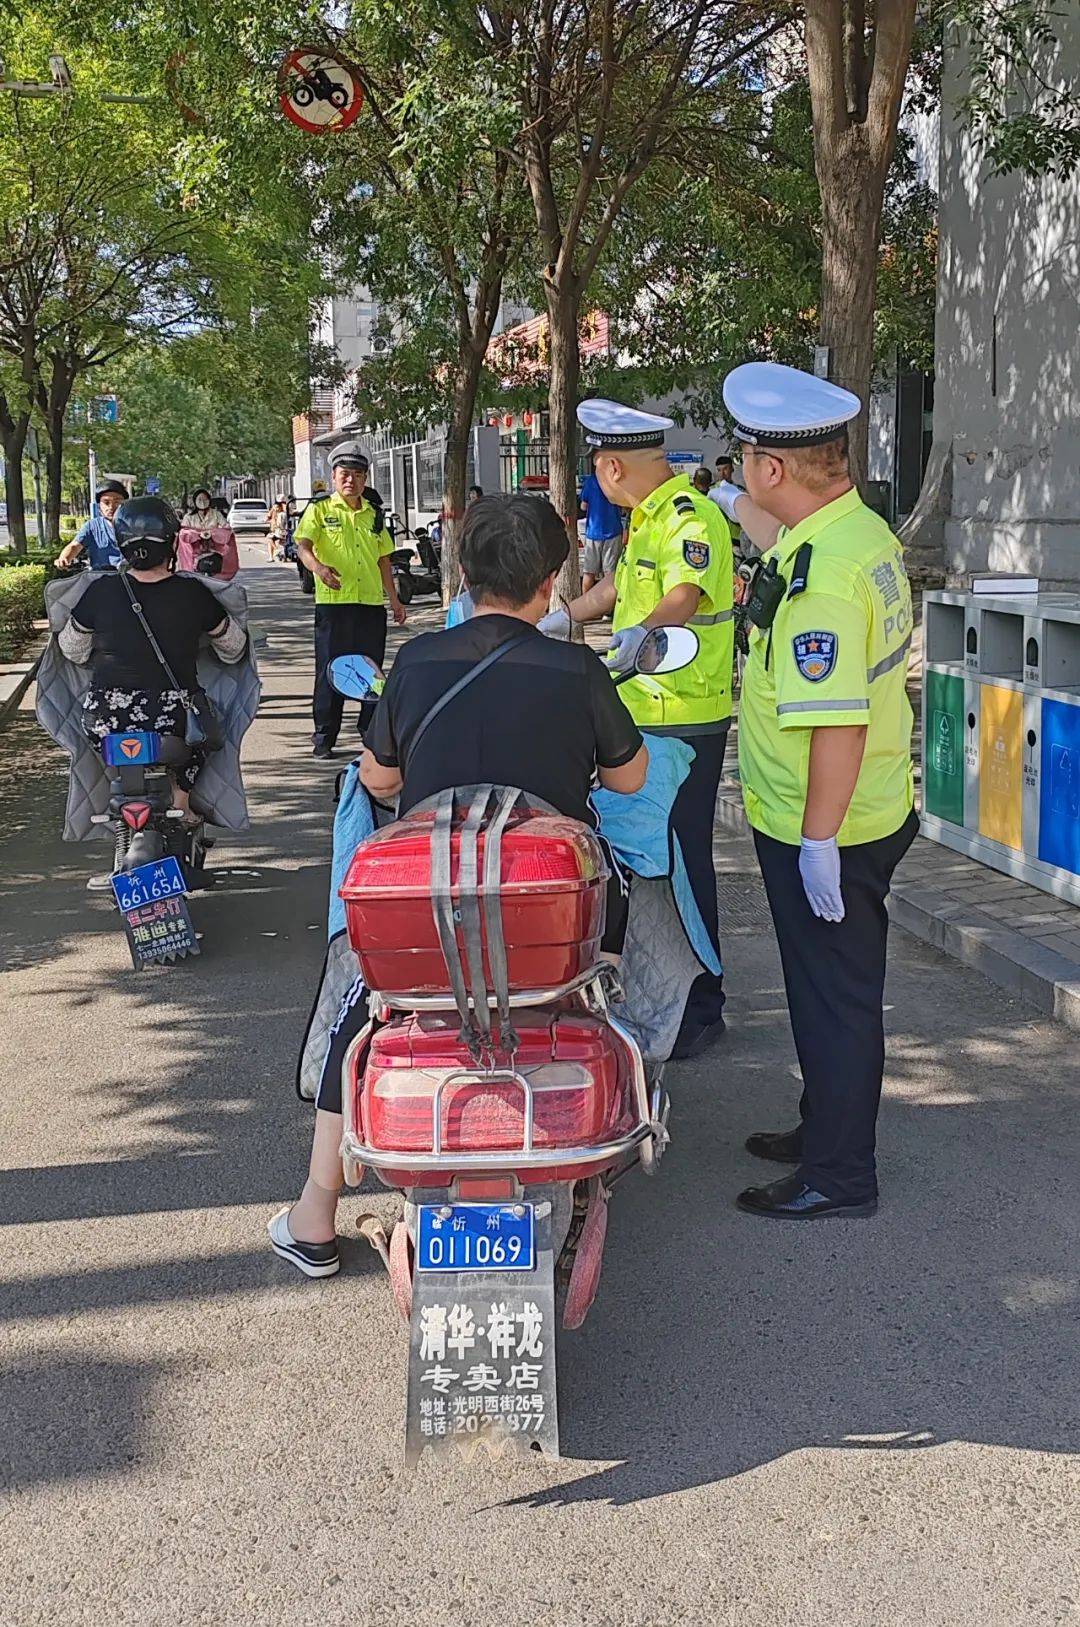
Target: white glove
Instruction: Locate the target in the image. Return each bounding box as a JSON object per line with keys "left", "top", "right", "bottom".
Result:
{"left": 538, "top": 607, "right": 571, "bottom": 639}
{"left": 799, "top": 836, "right": 845, "bottom": 922}
{"left": 605, "top": 623, "right": 649, "bottom": 676}
{"left": 710, "top": 480, "right": 745, "bottom": 523}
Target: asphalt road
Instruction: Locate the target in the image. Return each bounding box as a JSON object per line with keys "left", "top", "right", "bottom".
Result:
{"left": 1, "top": 548, "right": 1078, "bottom": 1627}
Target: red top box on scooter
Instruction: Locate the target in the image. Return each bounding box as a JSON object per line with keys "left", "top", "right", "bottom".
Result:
{"left": 340, "top": 803, "right": 608, "bottom": 996}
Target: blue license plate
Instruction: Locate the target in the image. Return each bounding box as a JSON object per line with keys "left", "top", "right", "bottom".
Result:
{"left": 101, "top": 731, "right": 162, "bottom": 768}
{"left": 111, "top": 855, "right": 187, "bottom": 914}
{"left": 416, "top": 1204, "right": 535, "bottom": 1273}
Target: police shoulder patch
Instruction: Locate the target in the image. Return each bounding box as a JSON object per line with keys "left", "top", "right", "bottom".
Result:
{"left": 683, "top": 537, "right": 710, "bottom": 571}
{"left": 792, "top": 630, "right": 837, "bottom": 682}
{"left": 672, "top": 493, "right": 697, "bottom": 515}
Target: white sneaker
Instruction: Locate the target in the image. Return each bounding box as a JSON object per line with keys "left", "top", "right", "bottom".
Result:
{"left": 267, "top": 1206, "right": 340, "bottom": 1278}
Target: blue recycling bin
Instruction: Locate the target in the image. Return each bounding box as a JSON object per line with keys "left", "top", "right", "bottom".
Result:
{"left": 1038, "top": 698, "right": 1080, "bottom": 874}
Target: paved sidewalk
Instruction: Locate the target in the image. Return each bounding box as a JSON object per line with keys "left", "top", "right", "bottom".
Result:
{"left": 715, "top": 779, "right": 1080, "bottom": 1033}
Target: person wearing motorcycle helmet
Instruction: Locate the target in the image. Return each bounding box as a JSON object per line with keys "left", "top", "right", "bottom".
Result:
{"left": 56, "top": 481, "right": 129, "bottom": 570}
{"left": 58, "top": 495, "right": 247, "bottom": 827}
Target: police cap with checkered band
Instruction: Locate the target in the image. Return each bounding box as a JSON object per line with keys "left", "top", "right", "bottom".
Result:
{"left": 723, "top": 362, "right": 860, "bottom": 449}
{"left": 577, "top": 398, "right": 674, "bottom": 452}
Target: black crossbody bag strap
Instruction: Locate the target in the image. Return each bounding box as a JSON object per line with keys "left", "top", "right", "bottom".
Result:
{"left": 117, "top": 567, "right": 187, "bottom": 694}
{"left": 405, "top": 631, "right": 532, "bottom": 771}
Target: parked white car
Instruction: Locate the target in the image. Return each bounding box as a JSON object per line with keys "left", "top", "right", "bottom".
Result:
{"left": 226, "top": 497, "right": 270, "bottom": 532}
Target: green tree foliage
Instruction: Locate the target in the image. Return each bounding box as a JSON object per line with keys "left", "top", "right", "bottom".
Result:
{"left": 0, "top": 5, "right": 324, "bottom": 546}
{"left": 82, "top": 344, "right": 295, "bottom": 498}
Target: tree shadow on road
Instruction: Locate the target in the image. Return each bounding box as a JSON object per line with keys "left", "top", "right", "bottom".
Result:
{"left": 507, "top": 933, "right": 1080, "bottom": 1504}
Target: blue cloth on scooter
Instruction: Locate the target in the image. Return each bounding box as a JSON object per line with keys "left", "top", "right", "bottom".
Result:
{"left": 592, "top": 734, "right": 721, "bottom": 977}
{"left": 328, "top": 759, "right": 375, "bottom": 938}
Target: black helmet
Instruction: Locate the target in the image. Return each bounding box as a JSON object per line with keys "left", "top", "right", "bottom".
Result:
{"left": 114, "top": 494, "right": 180, "bottom": 569}
{"left": 96, "top": 480, "right": 129, "bottom": 503}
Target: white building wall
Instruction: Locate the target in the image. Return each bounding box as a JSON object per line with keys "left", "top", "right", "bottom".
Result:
{"left": 934, "top": 11, "right": 1080, "bottom": 584}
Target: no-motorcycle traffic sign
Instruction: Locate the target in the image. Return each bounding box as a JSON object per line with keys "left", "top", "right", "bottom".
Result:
{"left": 278, "top": 46, "right": 364, "bottom": 134}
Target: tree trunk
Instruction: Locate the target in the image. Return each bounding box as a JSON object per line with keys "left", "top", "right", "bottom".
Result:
{"left": 0, "top": 411, "right": 30, "bottom": 554}
{"left": 817, "top": 137, "right": 886, "bottom": 490}
{"left": 804, "top": 0, "right": 916, "bottom": 493}
{"left": 544, "top": 285, "right": 582, "bottom": 616}
{"left": 440, "top": 338, "right": 488, "bottom": 606}
{"left": 43, "top": 410, "right": 65, "bottom": 548}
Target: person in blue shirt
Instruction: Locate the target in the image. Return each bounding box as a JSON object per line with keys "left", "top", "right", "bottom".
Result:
{"left": 56, "top": 482, "right": 128, "bottom": 570}
{"left": 578, "top": 458, "right": 626, "bottom": 592}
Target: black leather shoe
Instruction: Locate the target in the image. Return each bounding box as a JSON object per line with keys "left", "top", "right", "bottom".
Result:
{"left": 312, "top": 738, "right": 334, "bottom": 759}
{"left": 670, "top": 1016, "right": 727, "bottom": 1061}
{"left": 736, "top": 1173, "right": 878, "bottom": 1220}
{"left": 745, "top": 1126, "right": 803, "bottom": 1164}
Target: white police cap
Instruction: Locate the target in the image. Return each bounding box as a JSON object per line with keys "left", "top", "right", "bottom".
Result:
{"left": 722, "top": 362, "right": 860, "bottom": 449}
{"left": 330, "top": 439, "right": 370, "bottom": 471}
{"left": 577, "top": 398, "right": 674, "bottom": 451}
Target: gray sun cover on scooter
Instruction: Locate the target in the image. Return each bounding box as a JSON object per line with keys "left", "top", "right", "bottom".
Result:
{"left": 36, "top": 571, "right": 261, "bottom": 841}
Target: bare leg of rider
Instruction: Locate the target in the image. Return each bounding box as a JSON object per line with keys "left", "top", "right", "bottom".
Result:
{"left": 288, "top": 1110, "right": 343, "bottom": 1243}
{"left": 582, "top": 573, "right": 597, "bottom": 594}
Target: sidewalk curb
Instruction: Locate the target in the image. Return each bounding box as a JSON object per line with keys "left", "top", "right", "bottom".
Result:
{"left": 0, "top": 632, "right": 47, "bottom": 728}
{"left": 714, "top": 781, "right": 1080, "bottom": 1033}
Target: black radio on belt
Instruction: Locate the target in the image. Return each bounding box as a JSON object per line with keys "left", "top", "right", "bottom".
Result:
{"left": 745, "top": 558, "right": 787, "bottom": 630}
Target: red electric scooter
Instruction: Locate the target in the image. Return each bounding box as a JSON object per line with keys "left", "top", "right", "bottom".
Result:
{"left": 327, "top": 627, "right": 696, "bottom": 1463}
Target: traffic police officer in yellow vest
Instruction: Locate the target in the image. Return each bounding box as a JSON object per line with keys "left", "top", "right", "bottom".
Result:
{"left": 540, "top": 399, "right": 735, "bottom": 1058}
{"left": 718, "top": 362, "right": 918, "bottom": 1219}
{"left": 295, "top": 441, "right": 406, "bottom": 758}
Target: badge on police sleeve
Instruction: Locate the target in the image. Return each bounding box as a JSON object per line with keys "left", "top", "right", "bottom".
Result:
{"left": 683, "top": 538, "right": 710, "bottom": 570}
{"left": 792, "top": 631, "right": 837, "bottom": 682}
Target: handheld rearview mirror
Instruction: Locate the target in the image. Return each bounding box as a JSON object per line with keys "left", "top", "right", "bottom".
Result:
{"left": 328, "top": 653, "right": 385, "bottom": 700}
{"left": 634, "top": 624, "right": 699, "bottom": 676}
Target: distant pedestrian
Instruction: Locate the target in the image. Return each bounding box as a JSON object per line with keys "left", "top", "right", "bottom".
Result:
{"left": 692, "top": 464, "right": 713, "bottom": 496}
{"left": 578, "top": 457, "right": 626, "bottom": 593}
{"left": 56, "top": 482, "right": 128, "bottom": 570}
{"left": 467, "top": 484, "right": 484, "bottom": 506}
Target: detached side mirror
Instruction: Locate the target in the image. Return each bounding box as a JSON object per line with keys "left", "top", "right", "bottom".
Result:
{"left": 634, "top": 625, "right": 699, "bottom": 676}
{"left": 328, "top": 653, "right": 385, "bottom": 700}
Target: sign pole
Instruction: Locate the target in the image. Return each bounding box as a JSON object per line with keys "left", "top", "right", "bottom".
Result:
{"left": 88, "top": 441, "right": 98, "bottom": 512}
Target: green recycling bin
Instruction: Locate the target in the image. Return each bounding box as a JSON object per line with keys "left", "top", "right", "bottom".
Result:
{"left": 924, "top": 668, "right": 965, "bottom": 825}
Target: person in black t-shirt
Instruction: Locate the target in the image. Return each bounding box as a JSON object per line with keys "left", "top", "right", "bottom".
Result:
{"left": 269, "top": 495, "right": 650, "bottom": 1280}
{"left": 58, "top": 495, "right": 247, "bottom": 820}
{"left": 362, "top": 496, "right": 646, "bottom": 818}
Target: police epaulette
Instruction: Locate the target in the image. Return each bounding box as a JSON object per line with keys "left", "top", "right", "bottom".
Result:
{"left": 672, "top": 493, "right": 697, "bottom": 515}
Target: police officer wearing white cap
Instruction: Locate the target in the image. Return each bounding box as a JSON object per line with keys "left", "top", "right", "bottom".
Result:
{"left": 540, "top": 399, "right": 735, "bottom": 1058}
{"left": 294, "top": 440, "right": 406, "bottom": 758}
{"left": 718, "top": 361, "right": 918, "bottom": 1220}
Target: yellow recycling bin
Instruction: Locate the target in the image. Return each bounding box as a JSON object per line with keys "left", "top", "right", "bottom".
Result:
{"left": 978, "top": 683, "right": 1023, "bottom": 850}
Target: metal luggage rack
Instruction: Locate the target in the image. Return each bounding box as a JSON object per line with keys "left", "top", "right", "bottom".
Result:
{"left": 373, "top": 961, "right": 620, "bottom": 1015}
{"left": 338, "top": 1006, "right": 667, "bottom": 1182}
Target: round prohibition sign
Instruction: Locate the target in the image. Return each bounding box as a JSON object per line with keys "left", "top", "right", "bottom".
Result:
{"left": 278, "top": 46, "right": 364, "bottom": 134}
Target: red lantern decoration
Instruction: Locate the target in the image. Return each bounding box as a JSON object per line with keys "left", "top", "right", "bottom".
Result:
{"left": 503, "top": 413, "right": 514, "bottom": 428}
{"left": 488, "top": 417, "right": 499, "bottom": 427}
{"left": 523, "top": 411, "right": 534, "bottom": 428}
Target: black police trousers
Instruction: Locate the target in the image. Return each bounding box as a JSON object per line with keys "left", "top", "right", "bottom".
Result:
{"left": 658, "top": 724, "right": 729, "bottom": 1041}
{"left": 753, "top": 809, "right": 919, "bottom": 1203}
{"left": 313, "top": 603, "right": 387, "bottom": 747}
